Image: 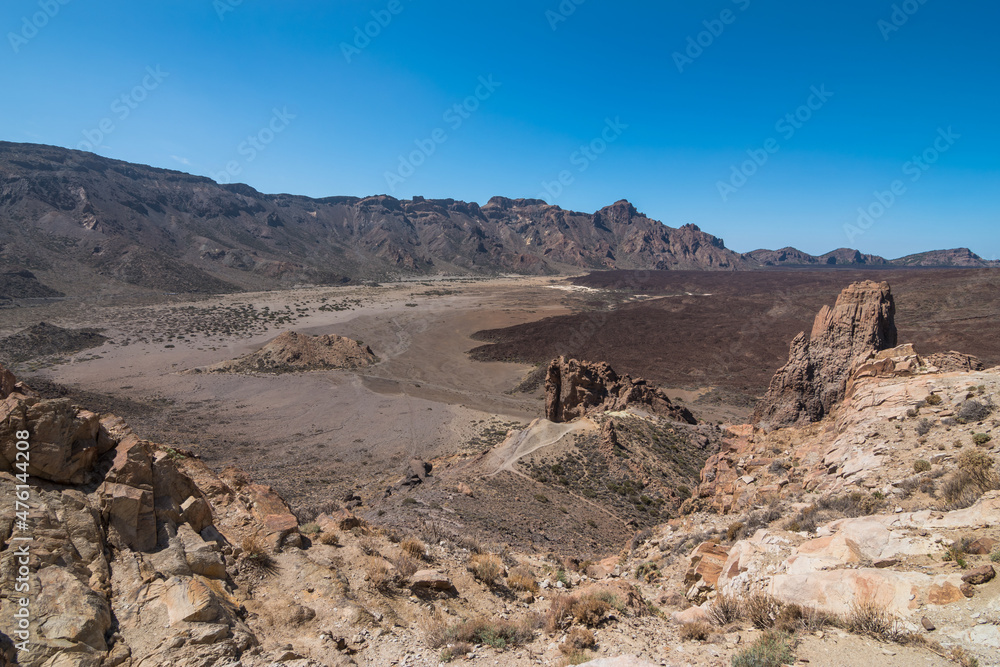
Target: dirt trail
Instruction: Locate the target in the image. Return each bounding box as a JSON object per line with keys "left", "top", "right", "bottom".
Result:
{"left": 484, "top": 417, "right": 596, "bottom": 475}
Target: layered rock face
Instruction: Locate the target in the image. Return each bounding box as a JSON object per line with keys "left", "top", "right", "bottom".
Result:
{"left": 0, "top": 365, "right": 301, "bottom": 666}
{"left": 544, "top": 356, "right": 696, "bottom": 424}
{"left": 202, "top": 331, "right": 377, "bottom": 374}
{"left": 752, "top": 280, "right": 897, "bottom": 428}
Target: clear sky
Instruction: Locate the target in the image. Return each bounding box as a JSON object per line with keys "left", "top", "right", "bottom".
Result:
{"left": 1, "top": 0, "right": 997, "bottom": 259}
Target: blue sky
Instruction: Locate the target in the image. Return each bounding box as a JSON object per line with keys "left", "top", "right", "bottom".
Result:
{"left": 1, "top": 0, "right": 997, "bottom": 259}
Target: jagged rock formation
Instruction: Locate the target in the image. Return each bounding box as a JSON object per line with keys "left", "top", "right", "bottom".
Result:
{"left": 544, "top": 356, "right": 696, "bottom": 424}
{"left": 200, "top": 331, "right": 377, "bottom": 374}
{"left": 0, "top": 365, "right": 300, "bottom": 666}
{"left": 752, "top": 280, "right": 897, "bottom": 428}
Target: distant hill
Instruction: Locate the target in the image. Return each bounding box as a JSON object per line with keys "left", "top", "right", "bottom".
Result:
{"left": 748, "top": 245, "right": 997, "bottom": 269}
{"left": 0, "top": 141, "right": 993, "bottom": 297}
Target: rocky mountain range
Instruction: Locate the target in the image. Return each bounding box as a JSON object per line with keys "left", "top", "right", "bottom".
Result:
{"left": 0, "top": 141, "right": 995, "bottom": 298}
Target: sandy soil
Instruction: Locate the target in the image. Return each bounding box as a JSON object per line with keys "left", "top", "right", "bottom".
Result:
{"left": 6, "top": 277, "right": 594, "bottom": 509}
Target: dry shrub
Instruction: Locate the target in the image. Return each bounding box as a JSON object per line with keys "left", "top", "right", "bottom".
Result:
{"left": 799, "top": 606, "right": 834, "bottom": 632}
{"left": 942, "top": 449, "right": 999, "bottom": 508}
{"left": 507, "top": 566, "right": 539, "bottom": 593}
{"left": 846, "top": 599, "right": 902, "bottom": 642}
{"left": 392, "top": 554, "right": 420, "bottom": 578}
{"left": 240, "top": 534, "right": 277, "bottom": 575}
{"left": 359, "top": 537, "right": 381, "bottom": 556}
{"left": 774, "top": 603, "right": 803, "bottom": 633}
{"left": 709, "top": 592, "right": 743, "bottom": 626}
{"left": 365, "top": 556, "right": 394, "bottom": 592}
{"left": 400, "top": 536, "right": 427, "bottom": 560}
{"left": 467, "top": 553, "right": 504, "bottom": 585}
{"left": 679, "top": 621, "right": 713, "bottom": 641}
{"left": 561, "top": 627, "right": 596, "bottom": 653}
{"left": 571, "top": 593, "right": 612, "bottom": 627}
{"left": 744, "top": 592, "right": 781, "bottom": 630}
{"left": 546, "top": 594, "right": 578, "bottom": 633}
{"left": 446, "top": 616, "right": 535, "bottom": 650}
{"left": 319, "top": 531, "right": 339, "bottom": 546}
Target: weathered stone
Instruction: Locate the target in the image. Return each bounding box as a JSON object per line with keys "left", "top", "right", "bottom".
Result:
{"left": 0, "top": 398, "right": 101, "bottom": 484}
{"left": 161, "top": 576, "right": 222, "bottom": 624}
{"left": 684, "top": 541, "right": 730, "bottom": 589}
{"left": 965, "top": 537, "right": 997, "bottom": 555}
{"left": 101, "top": 482, "right": 157, "bottom": 552}
{"left": 409, "top": 569, "right": 454, "bottom": 592}
{"left": 670, "top": 605, "right": 710, "bottom": 625}
{"left": 961, "top": 565, "right": 996, "bottom": 586}
{"left": 36, "top": 566, "right": 112, "bottom": 652}
{"left": 753, "top": 281, "right": 897, "bottom": 428}
{"left": 545, "top": 356, "right": 695, "bottom": 424}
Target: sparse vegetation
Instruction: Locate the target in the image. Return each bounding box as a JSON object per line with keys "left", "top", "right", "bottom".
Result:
{"left": 240, "top": 534, "right": 277, "bottom": 575}
{"left": 731, "top": 630, "right": 795, "bottom": 667}
{"left": 925, "top": 394, "right": 943, "bottom": 406}
{"left": 846, "top": 599, "right": 901, "bottom": 642}
{"left": 507, "top": 566, "right": 539, "bottom": 593}
{"left": 957, "top": 399, "right": 992, "bottom": 424}
{"left": 319, "top": 531, "right": 339, "bottom": 546}
{"left": 710, "top": 593, "right": 743, "bottom": 626}
{"left": 744, "top": 592, "right": 781, "bottom": 630}
{"left": 973, "top": 432, "right": 992, "bottom": 446}
{"left": 942, "top": 449, "right": 999, "bottom": 508}
{"left": 913, "top": 459, "right": 931, "bottom": 473}
{"left": 679, "top": 621, "right": 714, "bottom": 641}
{"left": 916, "top": 418, "right": 932, "bottom": 436}
{"left": 400, "top": 536, "right": 427, "bottom": 560}
{"left": 467, "top": 553, "right": 505, "bottom": 585}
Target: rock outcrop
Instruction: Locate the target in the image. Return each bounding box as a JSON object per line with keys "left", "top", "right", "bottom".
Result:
{"left": 752, "top": 280, "right": 897, "bottom": 428}
{"left": 201, "top": 331, "right": 377, "bottom": 374}
{"left": 0, "top": 364, "right": 300, "bottom": 666}
{"left": 544, "top": 356, "right": 696, "bottom": 424}
{"left": 715, "top": 491, "right": 1000, "bottom": 618}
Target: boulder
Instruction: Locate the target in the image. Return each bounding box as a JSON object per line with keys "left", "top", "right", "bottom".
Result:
{"left": 965, "top": 537, "right": 997, "bottom": 555}
{"left": 408, "top": 569, "right": 454, "bottom": 592}
{"left": 684, "top": 541, "right": 730, "bottom": 589}
{"left": 752, "top": 281, "right": 897, "bottom": 428}
{"left": 545, "top": 356, "right": 695, "bottom": 424}
{"left": 0, "top": 398, "right": 101, "bottom": 484}
{"left": 160, "top": 576, "right": 222, "bottom": 624}
{"left": 670, "top": 605, "right": 710, "bottom": 625}
{"left": 961, "top": 565, "right": 995, "bottom": 586}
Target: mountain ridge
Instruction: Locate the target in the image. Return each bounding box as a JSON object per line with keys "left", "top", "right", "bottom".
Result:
{"left": 0, "top": 141, "right": 994, "bottom": 297}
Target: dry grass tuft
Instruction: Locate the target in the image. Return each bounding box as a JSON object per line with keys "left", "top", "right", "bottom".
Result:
{"left": 679, "top": 621, "right": 714, "bottom": 641}
{"left": 240, "top": 534, "right": 277, "bottom": 575}
{"left": 744, "top": 592, "right": 782, "bottom": 630}
{"left": 507, "top": 566, "right": 539, "bottom": 593}
{"left": 846, "top": 599, "right": 902, "bottom": 642}
{"left": 709, "top": 592, "right": 742, "bottom": 626}
{"left": 365, "top": 556, "right": 394, "bottom": 592}
{"left": 400, "top": 535, "right": 427, "bottom": 560}
{"left": 319, "top": 531, "right": 339, "bottom": 546}
{"left": 467, "top": 553, "right": 505, "bottom": 585}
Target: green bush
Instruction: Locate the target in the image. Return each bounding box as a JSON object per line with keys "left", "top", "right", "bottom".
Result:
{"left": 731, "top": 631, "right": 795, "bottom": 667}
{"left": 973, "top": 433, "right": 992, "bottom": 446}
{"left": 913, "top": 460, "right": 931, "bottom": 473}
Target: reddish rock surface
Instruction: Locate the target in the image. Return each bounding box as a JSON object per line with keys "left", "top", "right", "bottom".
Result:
{"left": 544, "top": 356, "right": 695, "bottom": 424}
{"left": 752, "top": 280, "right": 897, "bottom": 428}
